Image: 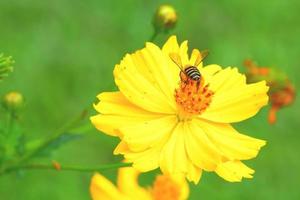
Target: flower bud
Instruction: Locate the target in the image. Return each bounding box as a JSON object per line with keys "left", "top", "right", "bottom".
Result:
{"left": 153, "top": 4, "right": 177, "bottom": 32}
{"left": 2, "top": 91, "right": 24, "bottom": 112}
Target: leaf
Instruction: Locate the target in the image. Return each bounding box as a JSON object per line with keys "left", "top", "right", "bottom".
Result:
{"left": 31, "top": 133, "right": 83, "bottom": 157}
{"left": 0, "top": 54, "right": 14, "bottom": 81}
{"left": 68, "top": 123, "right": 94, "bottom": 135}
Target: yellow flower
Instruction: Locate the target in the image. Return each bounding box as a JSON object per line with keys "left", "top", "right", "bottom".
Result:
{"left": 91, "top": 36, "right": 269, "bottom": 183}
{"left": 90, "top": 167, "right": 189, "bottom": 200}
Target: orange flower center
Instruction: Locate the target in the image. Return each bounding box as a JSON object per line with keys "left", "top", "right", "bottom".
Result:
{"left": 175, "top": 76, "right": 213, "bottom": 118}
{"left": 152, "top": 175, "right": 180, "bottom": 200}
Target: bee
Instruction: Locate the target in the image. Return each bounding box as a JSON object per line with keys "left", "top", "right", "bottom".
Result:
{"left": 169, "top": 50, "right": 209, "bottom": 88}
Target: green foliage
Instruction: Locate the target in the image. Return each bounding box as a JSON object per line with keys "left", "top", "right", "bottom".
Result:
{"left": 0, "top": 54, "right": 13, "bottom": 81}
{"left": 33, "top": 133, "right": 82, "bottom": 157}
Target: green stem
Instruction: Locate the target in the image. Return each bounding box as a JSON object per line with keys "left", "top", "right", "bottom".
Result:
{"left": 149, "top": 30, "right": 159, "bottom": 42}
{"left": 6, "top": 111, "right": 15, "bottom": 136}
{"left": 1, "top": 162, "right": 132, "bottom": 175}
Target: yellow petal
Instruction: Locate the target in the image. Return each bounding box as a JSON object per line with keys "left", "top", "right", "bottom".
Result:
{"left": 120, "top": 141, "right": 165, "bottom": 172}
{"left": 120, "top": 116, "right": 177, "bottom": 151}
{"left": 201, "top": 67, "right": 269, "bottom": 123}
{"left": 114, "top": 43, "right": 178, "bottom": 113}
{"left": 94, "top": 92, "right": 158, "bottom": 116}
{"left": 114, "top": 140, "right": 166, "bottom": 172}
{"left": 179, "top": 40, "right": 189, "bottom": 66}
{"left": 186, "top": 161, "right": 202, "bottom": 184}
{"left": 215, "top": 161, "right": 255, "bottom": 182}
{"left": 200, "top": 64, "right": 222, "bottom": 83}
{"left": 117, "top": 167, "right": 152, "bottom": 200}
{"left": 142, "top": 42, "right": 178, "bottom": 104}
{"left": 117, "top": 116, "right": 178, "bottom": 172}
{"left": 189, "top": 49, "right": 204, "bottom": 68}
{"left": 90, "top": 173, "right": 126, "bottom": 200}
{"left": 159, "top": 122, "right": 189, "bottom": 175}
{"left": 162, "top": 35, "right": 179, "bottom": 52}
{"left": 161, "top": 35, "right": 181, "bottom": 90}
{"left": 91, "top": 92, "right": 165, "bottom": 136}
{"left": 184, "top": 120, "right": 223, "bottom": 171}
{"left": 114, "top": 140, "right": 129, "bottom": 155}
{"left": 195, "top": 118, "right": 266, "bottom": 160}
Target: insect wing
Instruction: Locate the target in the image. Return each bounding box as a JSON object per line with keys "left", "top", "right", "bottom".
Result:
{"left": 194, "top": 50, "right": 209, "bottom": 66}
{"left": 169, "top": 53, "right": 184, "bottom": 71}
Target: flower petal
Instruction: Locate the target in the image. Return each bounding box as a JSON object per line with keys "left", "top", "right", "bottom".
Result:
{"left": 195, "top": 118, "right": 266, "bottom": 160}
{"left": 91, "top": 92, "right": 164, "bottom": 136}
{"left": 114, "top": 40, "right": 180, "bottom": 113}
{"left": 201, "top": 67, "right": 269, "bottom": 123}
{"left": 186, "top": 161, "right": 202, "bottom": 184}
{"left": 162, "top": 35, "right": 180, "bottom": 56}
{"left": 215, "top": 161, "right": 255, "bottom": 182}
{"left": 115, "top": 116, "right": 177, "bottom": 172}
{"left": 179, "top": 40, "right": 189, "bottom": 65}
{"left": 117, "top": 141, "right": 164, "bottom": 172}
{"left": 184, "top": 120, "right": 223, "bottom": 171}
{"left": 200, "top": 64, "right": 222, "bottom": 83}
{"left": 120, "top": 116, "right": 177, "bottom": 152}
{"left": 157, "top": 121, "right": 203, "bottom": 184}
{"left": 142, "top": 42, "right": 178, "bottom": 104}
{"left": 117, "top": 167, "right": 152, "bottom": 200}
{"left": 90, "top": 173, "right": 125, "bottom": 200}
{"left": 159, "top": 122, "right": 189, "bottom": 175}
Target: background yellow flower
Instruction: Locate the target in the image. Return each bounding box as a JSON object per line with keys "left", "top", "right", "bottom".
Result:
{"left": 90, "top": 167, "right": 189, "bottom": 200}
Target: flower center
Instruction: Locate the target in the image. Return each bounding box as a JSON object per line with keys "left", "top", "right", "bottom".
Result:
{"left": 175, "top": 76, "right": 213, "bottom": 119}
{"left": 152, "top": 175, "right": 181, "bottom": 200}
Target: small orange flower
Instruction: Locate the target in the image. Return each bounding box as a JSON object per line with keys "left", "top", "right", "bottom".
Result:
{"left": 244, "top": 59, "right": 296, "bottom": 124}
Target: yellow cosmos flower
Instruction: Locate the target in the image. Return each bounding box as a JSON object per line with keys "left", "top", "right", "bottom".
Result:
{"left": 91, "top": 36, "right": 269, "bottom": 183}
{"left": 90, "top": 167, "right": 189, "bottom": 200}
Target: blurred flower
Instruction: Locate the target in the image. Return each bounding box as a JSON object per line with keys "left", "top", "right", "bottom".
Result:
{"left": 2, "top": 91, "right": 24, "bottom": 112}
{"left": 153, "top": 4, "right": 177, "bottom": 33}
{"left": 91, "top": 36, "right": 268, "bottom": 183}
{"left": 90, "top": 166, "right": 189, "bottom": 200}
{"left": 0, "top": 54, "right": 14, "bottom": 81}
{"left": 244, "top": 59, "right": 296, "bottom": 124}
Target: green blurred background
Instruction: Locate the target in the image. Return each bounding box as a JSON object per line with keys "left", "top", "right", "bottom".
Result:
{"left": 0, "top": 0, "right": 299, "bottom": 199}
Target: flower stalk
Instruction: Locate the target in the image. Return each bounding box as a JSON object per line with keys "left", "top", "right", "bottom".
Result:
{"left": 0, "top": 162, "right": 131, "bottom": 175}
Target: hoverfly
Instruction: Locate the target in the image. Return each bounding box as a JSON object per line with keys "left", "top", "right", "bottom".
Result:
{"left": 169, "top": 50, "right": 209, "bottom": 88}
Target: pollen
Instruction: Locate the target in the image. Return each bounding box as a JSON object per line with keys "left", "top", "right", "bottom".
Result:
{"left": 152, "top": 175, "right": 181, "bottom": 200}
{"left": 175, "top": 78, "right": 213, "bottom": 117}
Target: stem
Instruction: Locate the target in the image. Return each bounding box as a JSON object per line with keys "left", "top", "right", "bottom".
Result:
{"left": 1, "top": 162, "right": 132, "bottom": 175}
{"left": 149, "top": 30, "right": 159, "bottom": 42}
{"left": 6, "top": 111, "right": 15, "bottom": 136}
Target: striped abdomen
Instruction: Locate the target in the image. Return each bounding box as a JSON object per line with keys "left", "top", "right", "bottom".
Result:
{"left": 184, "top": 66, "right": 201, "bottom": 81}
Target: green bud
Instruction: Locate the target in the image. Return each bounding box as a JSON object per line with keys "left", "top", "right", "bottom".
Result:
{"left": 2, "top": 91, "right": 24, "bottom": 112}
{"left": 153, "top": 4, "right": 177, "bottom": 32}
